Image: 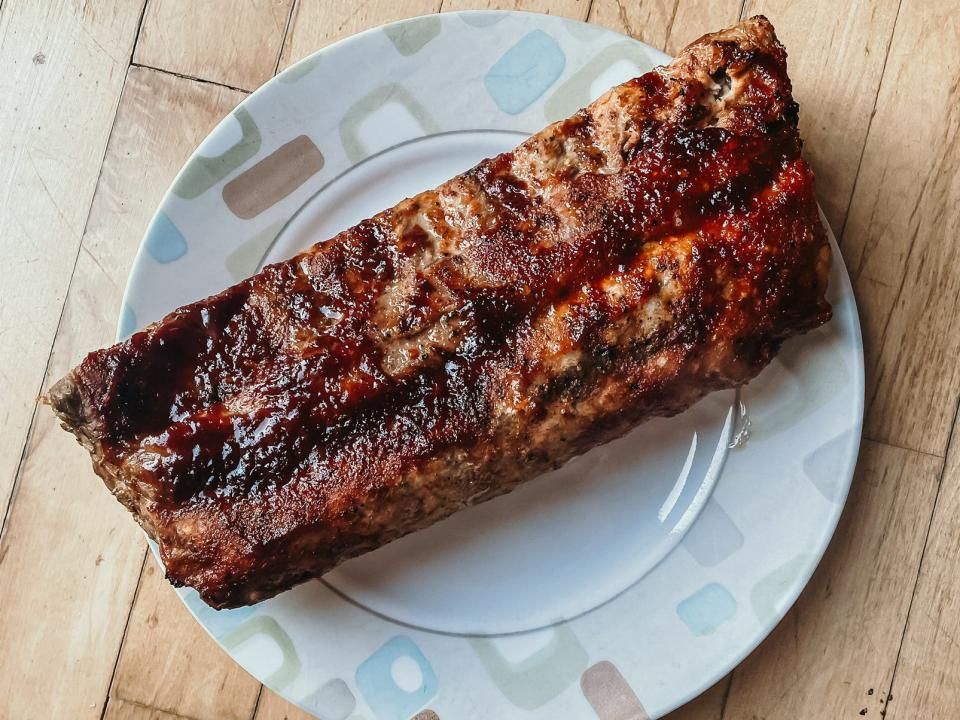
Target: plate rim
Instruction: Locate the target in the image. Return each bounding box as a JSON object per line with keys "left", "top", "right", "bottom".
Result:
{"left": 120, "top": 10, "right": 866, "bottom": 718}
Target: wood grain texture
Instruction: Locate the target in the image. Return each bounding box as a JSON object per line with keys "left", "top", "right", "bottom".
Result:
{"left": 662, "top": 0, "right": 744, "bottom": 56}
{"left": 887, "top": 414, "right": 960, "bottom": 719}
{"left": 587, "top": 0, "right": 742, "bottom": 54}
{"left": 843, "top": 0, "right": 960, "bottom": 456}
{"left": 112, "top": 557, "right": 261, "bottom": 720}
{"left": 662, "top": 676, "right": 729, "bottom": 720}
{"left": 586, "top": 0, "right": 677, "bottom": 49}
{"left": 279, "top": 0, "right": 441, "bottom": 69}
{"left": 744, "top": 0, "right": 901, "bottom": 231}
{"left": 0, "top": 0, "right": 145, "bottom": 538}
{"left": 104, "top": 698, "right": 198, "bottom": 720}
{"left": 722, "top": 441, "right": 944, "bottom": 717}
{"left": 133, "top": 0, "right": 292, "bottom": 90}
{"left": 441, "top": 0, "right": 588, "bottom": 18}
{"left": 0, "top": 413, "right": 145, "bottom": 720}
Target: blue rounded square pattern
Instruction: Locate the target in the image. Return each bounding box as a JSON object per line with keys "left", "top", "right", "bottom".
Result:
{"left": 676, "top": 583, "right": 738, "bottom": 636}
{"left": 355, "top": 636, "right": 438, "bottom": 720}
{"left": 484, "top": 30, "right": 565, "bottom": 114}
{"left": 144, "top": 210, "right": 188, "bottom": 263}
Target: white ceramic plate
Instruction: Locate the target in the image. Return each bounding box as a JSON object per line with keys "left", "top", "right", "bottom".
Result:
{"left": 122, "top": 11, "right": 863, "bottom": 720}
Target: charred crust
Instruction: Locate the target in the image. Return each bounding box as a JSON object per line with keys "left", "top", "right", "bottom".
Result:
{"left": 45, "top": 16, "right": 830, "bottom": 609}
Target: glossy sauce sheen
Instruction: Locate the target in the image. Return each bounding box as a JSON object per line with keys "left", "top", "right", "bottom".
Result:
{"left": 52, "top": 17, "right": 831, "bottom": 607}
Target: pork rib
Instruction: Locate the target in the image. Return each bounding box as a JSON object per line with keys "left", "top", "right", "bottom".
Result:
{"left": 47, "top": 17, "right": 831, "bottom": 608}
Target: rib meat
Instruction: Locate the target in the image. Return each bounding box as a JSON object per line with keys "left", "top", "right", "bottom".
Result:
{"left": 48, "top": 17, "right": 831, "bottom": 608}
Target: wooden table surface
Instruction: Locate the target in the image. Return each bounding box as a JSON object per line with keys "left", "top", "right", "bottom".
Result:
{"left": 2, "top": 1, "right": 958, "bottom": 718}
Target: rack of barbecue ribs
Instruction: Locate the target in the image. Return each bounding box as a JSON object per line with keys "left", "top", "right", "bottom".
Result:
{"left": 47, "top": 16, "right": 831, "bottom": 608}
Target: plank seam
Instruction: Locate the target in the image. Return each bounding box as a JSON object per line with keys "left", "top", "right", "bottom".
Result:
{"left": 860, "top": 216, "right": 926, "bottom": 438}
{"left": 718, "top": 672, "right": 734, "bottom": 719}
{"left": 272, "top": 0, "right": 298, "bottom": 76}
{"left": 837, "top": 0, "right": 905, "bottom": 243}
{"left": 108, "top": 695, "right": 205, "bottom": 720}
{"left": 130, "top": 61, "right": 253, "bottom": 94}
{"left": 662, "top": 0, "right": 681, "bottom": 46}
{"left": 129, "top": 0, "right": 149, "bottom": 65}
{"left": 98, "top": 547, "right": 151, "bottom": 720}
{"left": 860, "top": 435, "right": 944, "bottom": 460}
{"left": 248, "top": 684, "right": 265, "bottom": 720}
{"left": 883, "top": 391, "right": 960, "bottom": 715}
{"left": 585, "top": 0, "right": 597, "bottom": 25}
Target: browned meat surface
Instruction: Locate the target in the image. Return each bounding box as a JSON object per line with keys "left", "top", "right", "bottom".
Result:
{"left": 47, "top": 16, "right": 831, "bottom": 608}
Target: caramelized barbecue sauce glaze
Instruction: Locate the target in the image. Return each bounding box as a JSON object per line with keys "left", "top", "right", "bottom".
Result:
{"left": 79, "top": 45, "right": 826, "bottom": 538}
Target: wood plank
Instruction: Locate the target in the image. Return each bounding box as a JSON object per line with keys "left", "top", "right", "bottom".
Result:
{"left": 842, "top": 0, "right": 960, "bottom": 456}
{"left": 0, "top": 420, "right": 145, "bottom": 720}
{"left": 663, "top": 675, "right": 729, "bottom": 719}
{"left": 105, "top": 698, "right": 198, "bottom": 720}
{"left": 742, "top": 0, "right": 901, "bottom": 231}
{"left": 441, "top": 0, "right": 588, "bottom": 19}
{"left": 133, "top": 0, "right": 293, "bottom": 91}
{"left": 720, "top": 441, "right": 943, "bottom": 717}
{"left": 279, "top": 0, "right": 441, "bottom": 69}
{"left": 886, "top": 425, "right": 960, "bottom": 713}
{"left": 0, "top": 65, "right": 247, "bottom": 720}
{"left": 0, "top": 0, "right": 145, "bottom": 535}
{"left": 663, "top": 0, "right": 745, "bottom": 56}
{"left": 587, "top": 0, "right": 742, "bottom": 54}
{"left": 111, "top": 556, "right": 261, "bottom": 720}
